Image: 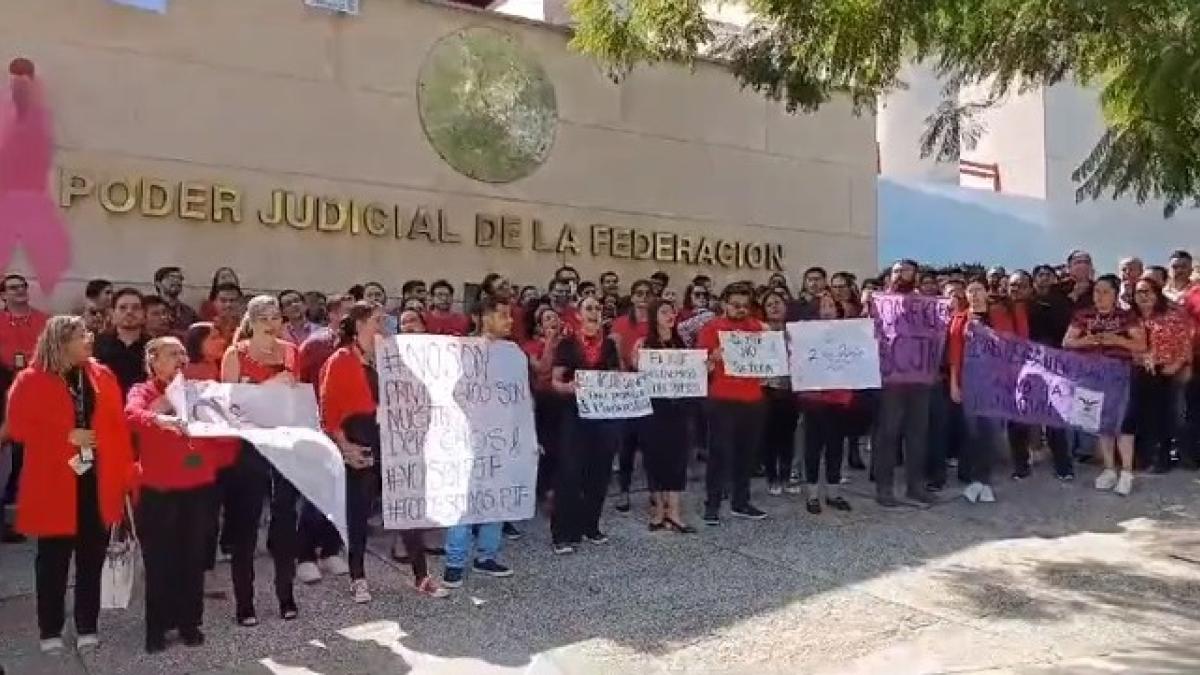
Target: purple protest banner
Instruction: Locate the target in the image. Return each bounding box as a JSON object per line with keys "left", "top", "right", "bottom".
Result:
{"left": 962, "top": 324, "right": 1131, "bottom": 435}
{"left": 870, "top": 293, "right": 952, "bottom": 385}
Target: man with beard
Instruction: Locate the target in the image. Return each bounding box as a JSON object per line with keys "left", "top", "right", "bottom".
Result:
{"left": 93, "top": 288, "right": 150, "bottom": 399}
{"left": 872, "top": 259, "right": 938, "bottom": 508}
{"left": 153, "top": 266, "right": 199, "bottom": 332}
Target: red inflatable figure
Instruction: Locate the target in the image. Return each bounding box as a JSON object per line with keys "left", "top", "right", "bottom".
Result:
{"left": 0, "top": 57, "right": 71, "bottom": 294}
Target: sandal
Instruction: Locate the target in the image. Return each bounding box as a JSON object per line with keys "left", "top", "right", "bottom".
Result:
{"left": 806, "top": 498, "right": 822, "bottom": 515}
{"left": 663, "top": 518, "right": 697, "bottom": 534}
{"left": 648, "top": 520, "right": 665, "bottom": 532}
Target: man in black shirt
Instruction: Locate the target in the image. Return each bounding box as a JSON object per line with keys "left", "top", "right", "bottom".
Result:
{"left": 1022, "top": 265, "right": 1078, "bottom": 479}
{"left": 92, "top": 288, "right": 148, "bottom": 400}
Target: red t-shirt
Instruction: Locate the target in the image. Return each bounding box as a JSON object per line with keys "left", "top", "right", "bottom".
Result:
{"left": 610, "top": 313, "right": 650, "bottom": 370}
{"left": 1069, "top": 307, "right": 1139, "bottom": 361}
{"left": 0, "top": 308, "right": 48, "bottom": 370}
{"left": 697, "top": 316, "right": 767, "bottom": 402}
{"left": 234, "top": 340, "right": 298, "bottom": 383}
{"left": 424, "top": 310, "right": 470, "bottom": 337}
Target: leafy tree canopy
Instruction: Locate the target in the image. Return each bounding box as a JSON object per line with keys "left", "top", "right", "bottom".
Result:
{"left": 567, "top": 0, "right": 1199, "bottom": 215}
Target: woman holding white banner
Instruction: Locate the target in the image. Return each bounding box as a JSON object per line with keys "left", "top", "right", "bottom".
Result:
{"left": 220, "top": 295, "right": 302, "bottom": 625}
{"left": 634, "top": 298, "right": 697, "bottom": 534}
{"left": 126, "top": 336, "right": 237, "bottom": 653}
{"left": 319, "top": 301, "right": 447, "bottom": 601}
{"left": 796, "top": 293, "right": 855, "bottom": 513}
{"left": 1062, "top": 275, "right": 1146, "bottom": 496}
{"left": 550, "top": 295, "right": 622, "bottom": 554}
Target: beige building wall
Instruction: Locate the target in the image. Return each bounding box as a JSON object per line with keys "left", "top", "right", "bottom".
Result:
{"left": 0, "top": 0, "right": 876, "bottom": 311}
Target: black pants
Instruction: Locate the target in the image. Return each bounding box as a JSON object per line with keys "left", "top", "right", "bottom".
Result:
{"left": 224, "top": 444, "right": 299, "bottom": 614}
{"left": 36, "top": 471, "right": 107, "bottom": 640}
{"left": 344, "top": 466, "right": 373, "bottom": 580}
{"left": 705, "top": 400, "right": 765, "bottom": 511}
{"left": 297, "top": 499, "right": 343, "bottom": 564}
{"left": 1008, "top": 424, "right": 1073, "bottom": 476}
{"left": 552, "top": 416, "right": 617, "bottom": 544}
{"left": 139, "top": 485, "right": 211, "bottom": 638}
{"left": 394, "top": 529, "right": 429, "bottom": 580}
{"left": 533, "top": 392, "right": 563, "bottom": 500}
{"left": 203, "top": 467, "right": 235, "bottom": 570}
{"left": 762, "top": 390, "right": 798, "bottom": 484}
{"left": 617, "top": 424, "right": 640, "bottom": 494}
{"left": 1138, "top": 370, "right": 1175, "bottom": 469}
{"left": 803, "top": 405, "right": 846, "bottom": 485}
{"left": 872, "top": 384, "right": 932, "bottom": 499}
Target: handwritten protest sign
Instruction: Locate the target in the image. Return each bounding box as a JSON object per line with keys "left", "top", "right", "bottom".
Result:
{"left": 787, "top": 319, "right": 882, "bottom": 391}
{"left": 962, "top": 324, "right": 1131, "bottom": 434}
{"left": 718, "top": 331, "right": 788, "bottom": 378}
{"left": 575, "top": 371, "right": 654, "bottom": 419}
{"left": 166, "top": 377, "right": 347, "bottom": 545}
{"left": 638, "top": 349, "right": 708, "bottom": 398}
{"left": 376, "top": 335, "right": 538, "bottom": 529}
{"left": 870, "top": 293, "right": 952, "bottom": 385}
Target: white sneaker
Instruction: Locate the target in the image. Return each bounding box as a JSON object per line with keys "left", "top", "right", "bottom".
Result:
{"left": 320, "top": 555, "right": 350, "bottom": 577}
{"left": 296, "top": 561, "right": 323, "bottom": 584}
{"left": 767, "top": 483, "right": 783, "bottom": 496}
{"left": 962, "top": 482, "right": 984, "bottom": 503}
{"left": 978, "top": 485, "right": 996, "bottom": 503}
{"left": 1094, "top": 469, "right": 1119, "bottom": 491}
{"left": 351, "top": 579, "right": 372, "bottom": 604}
{"left": 1114, "top": 471, "right": 1134, "bottom": 496}
{"left": 784, "top": 481, "right": 804, "bottom": 495}
{"left": 76, "top": 634, "right": 100, "bottom": 652}
{"left": 39, "top": 637, "right": 65, "bottom": 654}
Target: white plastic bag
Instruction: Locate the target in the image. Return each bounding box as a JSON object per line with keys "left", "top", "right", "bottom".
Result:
{"left": 100, "top": 498, "right": 139, "bottom": 610}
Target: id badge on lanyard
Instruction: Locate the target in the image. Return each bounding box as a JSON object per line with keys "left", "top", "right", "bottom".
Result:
{"left": 69, "top": 372, "right": 94, "bottom": 475}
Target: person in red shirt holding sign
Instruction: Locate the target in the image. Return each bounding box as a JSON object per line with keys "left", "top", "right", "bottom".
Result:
{"left": 797, "top": 292, "right": 856, "bottom": 514}
{"left": 1131, "top": 277, "right": 1191, "bottom": 473}
{"left": 948, "top": 277, "right": 1027, "bottom": 504}
{"left": 1063, "top": 275, "right": 1146, "bottom": 496}
{"left": 696, "top": 282, "right": 769, "bottom": 526}
{"left": 127, "top": 336, "right": 236, "bottom": 653}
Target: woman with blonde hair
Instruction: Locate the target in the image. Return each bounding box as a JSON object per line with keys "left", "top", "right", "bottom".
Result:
{"left": 7, "top": 315, "right": 136, "bottom": 654}
{"left": 126, "top": 337, "right": 235, "bottom": 652}
{"left": 219, "top": 295, "right": 304, "bottom": 625}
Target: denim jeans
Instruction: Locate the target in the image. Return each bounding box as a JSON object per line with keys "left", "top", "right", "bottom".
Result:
{"left": 445, "top": 522, "right": 502, "bottom": 570}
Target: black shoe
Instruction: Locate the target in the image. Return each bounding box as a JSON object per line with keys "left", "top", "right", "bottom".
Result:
{"left": 583, "top": 531, "right": 609, "bottom": 545}
{"left": 926, "top": 482, "right": 944, "bottom": 493}
{"left": 730, "top": 504, "right": 767, "bottom": 520}
{"left": 826, "top": 496, "right": 852, "bottom": 512}
{"left": 502, "top": 523, "right": 523, "bottom": 540}
{"left": 805, "top": 499, "right": 822, "bottom": 515}
{"left": 1012, "top": 468, "right": 1032, "bottom": 480}
{"left": 180, "top": 629, "right": 205, "bottom": 647}
{"left": 648, "top": 521, "right": 665, "bottom": 532}
{"left": 279, "top": 597, "right": 298, "bottom": 621}
{"left": 614, "top": 493, "right": 631, "bottom": 513}
{"left": 145, "top": 633, "right": 167, "bottom": 654}
{"left": 703, "top": 508, "right": 720, "bottom": 526}
{"left": 236, "top": 605, "right": 258, "bottom": 627}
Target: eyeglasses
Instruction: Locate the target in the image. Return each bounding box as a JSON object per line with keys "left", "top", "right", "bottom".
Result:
{"left": 4, "top": 283, "right": 27, "bottom": 292}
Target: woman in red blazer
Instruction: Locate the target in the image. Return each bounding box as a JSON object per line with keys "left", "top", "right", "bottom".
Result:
{"left": 7, "top": 315, "right": 136, "bottom": 654}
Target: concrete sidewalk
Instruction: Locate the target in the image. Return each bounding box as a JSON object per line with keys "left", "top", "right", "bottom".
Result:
{"left": 1, "top": 463, "right": 1198, "bottom": 674}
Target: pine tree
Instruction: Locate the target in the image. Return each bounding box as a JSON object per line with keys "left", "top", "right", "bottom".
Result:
{"left": 568, "top": 0, "right": 1199, "bottom": 216}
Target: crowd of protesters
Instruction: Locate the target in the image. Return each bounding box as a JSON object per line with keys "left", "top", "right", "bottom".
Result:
{"left": 1, "top": 247, "right": 1198, "bottom": 657}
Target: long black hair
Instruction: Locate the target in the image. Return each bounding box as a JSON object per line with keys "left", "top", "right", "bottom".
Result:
{"left": 337, "top": 301, "right": 379, "bottom": 348}
{"left": 643, "top": 298, "right": 682, "bottom": 348}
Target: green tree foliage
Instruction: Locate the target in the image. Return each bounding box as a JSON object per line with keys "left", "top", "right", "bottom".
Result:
{"left": 568, "top": 0, "right": 1199, "bottom": 215}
